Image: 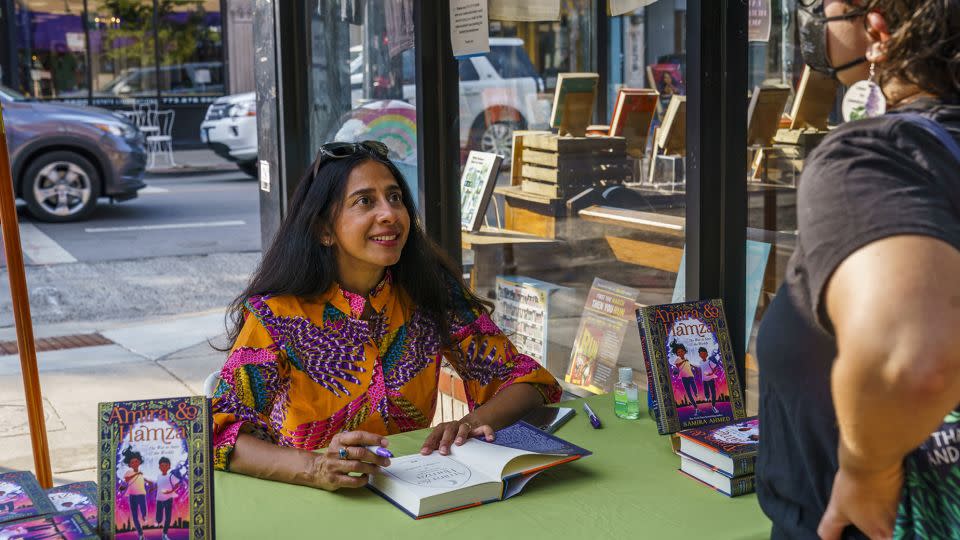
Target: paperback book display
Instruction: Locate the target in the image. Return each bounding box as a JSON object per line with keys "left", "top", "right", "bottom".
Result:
{"left": 494, "top": 276, "right": 569, "bottom": 372}
{"left": 677, "top": 417, "right": 759, "bottom": 497}
{"left": 608, "top": 88, "right": 659, "bottom": 158}
{"left": 637, "top": 299, "right": 747, "bottom": 435}
{"left": 0, "top": 473, "right": 98, "bottom": 539}
{"left": 0, "top": 510, "right": 99, "bottom": 539}
{"left": 550, "top": 72, "right": 599, "bottom": 136}
{"left": 565, "top": 278, "right": 640, "bottom": 394}
{"left": 0, "top": 471, "right": 56, "bottom": 525}
{"left": 459, "top": 151, "right": 503, "bottom": 232}
{"left": 97, "top": 396, "right": 214, "bottom": 540}
{"left": 46, "top": 482, "right": 98, "bottom": 529}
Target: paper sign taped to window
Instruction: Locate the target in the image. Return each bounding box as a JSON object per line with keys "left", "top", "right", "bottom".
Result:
{"left": 450, "top": 0, "right": 490, "bottom": 58}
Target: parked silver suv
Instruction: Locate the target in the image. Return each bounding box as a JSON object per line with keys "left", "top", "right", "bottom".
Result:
{"left": 1, "top": 84, "right": 147, "bottom": 222}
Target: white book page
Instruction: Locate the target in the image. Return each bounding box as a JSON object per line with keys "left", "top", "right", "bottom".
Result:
{"left": 446, "top": 438, "right": 569, "bottom": 480}
{"left": 374, "top": 451, "right": 497, "bottom": 499}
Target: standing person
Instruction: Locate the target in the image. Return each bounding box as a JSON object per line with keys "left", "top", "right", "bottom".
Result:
{"left": 756, "top": 0, "right": 960, "bottom": 538}
{"left": 671, "top": 342, "right": 700, "bottom": 415}
{"left": 121, "top": 447, "right": 148, "bottom": 540}
{"left": 154, "top": 457, "right": 179, "bottom": 540}
{"left": 699, "top": 348, "right": 720, "bottom": 415}
{"left": 211, "top": 141, "right": 561, "bottom": 491}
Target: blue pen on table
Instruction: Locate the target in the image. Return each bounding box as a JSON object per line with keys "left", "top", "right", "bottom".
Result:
{"left": 367, "top": 446, "right": 394, "bottom": 458}
{"left": 583, "top": 402, "right": 602, "bottom": 429}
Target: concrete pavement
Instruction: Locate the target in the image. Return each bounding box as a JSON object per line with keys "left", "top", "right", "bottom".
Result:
{"left": 0, "top": 309, "right": 229, "bottom": 486}
{"left": 145, "top": 148, "right": 245, "bottom": 176}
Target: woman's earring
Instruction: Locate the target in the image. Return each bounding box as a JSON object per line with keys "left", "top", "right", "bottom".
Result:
{"left": 842, "top": 62, "right": 886, "bottom": 122}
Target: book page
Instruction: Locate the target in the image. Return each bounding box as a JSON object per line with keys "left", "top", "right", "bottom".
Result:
{"left": 376, "top": 452, "right": 497, "bottom": 497}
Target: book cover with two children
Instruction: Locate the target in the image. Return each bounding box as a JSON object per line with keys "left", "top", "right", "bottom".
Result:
{"left": 97, "top": 396, "right": 213, "bottom": 540}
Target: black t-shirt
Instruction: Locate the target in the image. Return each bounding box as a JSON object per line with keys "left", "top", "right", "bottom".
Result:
{"left": 756, "top": 99, "right": 960, "bottom": 539}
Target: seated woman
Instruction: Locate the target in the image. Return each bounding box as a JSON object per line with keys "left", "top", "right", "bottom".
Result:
{"left": 211, "top": 141, "right": 561, "bottom": 491}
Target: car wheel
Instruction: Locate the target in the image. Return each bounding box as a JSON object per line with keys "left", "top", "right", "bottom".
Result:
{"left": 21, "top": 151, "right": 101, "bottom": 222}
{"left": 238, "top": 160, "right": 258, "bottom": 178}
{"left": 470, "top": 118, "right": 522, "bottom": 163}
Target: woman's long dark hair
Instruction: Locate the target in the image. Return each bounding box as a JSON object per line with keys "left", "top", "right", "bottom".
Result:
{"left": 220, "top": 148, "right": 491, "bottom": 349}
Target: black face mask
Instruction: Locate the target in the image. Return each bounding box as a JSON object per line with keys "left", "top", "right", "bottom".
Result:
{"left": 797, "top": 0, "right": 867, "bottom": 78}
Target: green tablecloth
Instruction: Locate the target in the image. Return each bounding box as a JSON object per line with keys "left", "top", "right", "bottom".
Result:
{"left": 214, "top": 394, "right": 771, "bottom": 539}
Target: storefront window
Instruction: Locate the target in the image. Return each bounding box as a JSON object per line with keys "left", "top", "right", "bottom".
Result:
{"left": 157, "top": 0, "right": 224, "bottom": 100}
{"left": 307, "top": 0, "right": 419, "bottom": 202}
{"left": 742, "top": 0, "right": 840, "bottom": 413}
{"left": 89, "top": 0, "right": 157, "bottom": 104}
{"left": 13, "top": 0, "right": 88, "bottom": 100}
{"left": 459, "top": 0, "right": 687, "bottom": 396}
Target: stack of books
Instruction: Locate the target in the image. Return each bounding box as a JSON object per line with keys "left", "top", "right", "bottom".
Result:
{"left": 676, "top": 417, "right": 759, "bottom": 497}
{"left": 0, "top": 471, "right": 99, "bottom": 539}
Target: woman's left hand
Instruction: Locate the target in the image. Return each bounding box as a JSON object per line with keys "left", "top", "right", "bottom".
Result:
{"left": 420, "top": 417, "right": 494, "bottom": 456}
{"left": 817, "top": 460, "right": 903, "bottom": 540}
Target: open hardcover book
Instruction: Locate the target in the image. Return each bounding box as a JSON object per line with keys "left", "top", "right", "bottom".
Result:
{"left": 369, "top": 421, "right": 590, "bottom": 519}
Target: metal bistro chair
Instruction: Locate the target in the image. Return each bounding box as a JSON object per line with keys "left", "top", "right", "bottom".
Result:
{"left": 133, "top": 100, "right": 160, "bottom": 135}
{"left": 146, "top": 109, "right": 177, "bottom": 169}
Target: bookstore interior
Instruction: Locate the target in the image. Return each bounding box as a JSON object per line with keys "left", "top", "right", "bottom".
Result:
{"left": 276, "top": 0, "right": 820, "bottom": 414}
{"left": 1, "top": 0, "right": 846, "bottom": 535}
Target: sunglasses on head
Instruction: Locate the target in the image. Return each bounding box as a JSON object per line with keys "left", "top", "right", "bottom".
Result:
{"left": 317, "top": 140, "right": 390, "bottom": 161}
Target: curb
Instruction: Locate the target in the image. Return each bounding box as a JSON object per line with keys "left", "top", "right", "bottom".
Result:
{"left": 145, "top": 165, "right": 247, "bottom": 178}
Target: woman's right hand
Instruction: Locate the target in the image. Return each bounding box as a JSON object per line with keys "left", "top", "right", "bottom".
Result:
{"left": 311, "top": 431, "right": 392, "bottom": 491}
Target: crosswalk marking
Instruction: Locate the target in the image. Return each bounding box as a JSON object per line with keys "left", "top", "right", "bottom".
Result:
{"left": 85, "top": 220, "right": 246, "bottom": 233}
{"left": 19, "top": 223, "right": 77, "bottom": 264}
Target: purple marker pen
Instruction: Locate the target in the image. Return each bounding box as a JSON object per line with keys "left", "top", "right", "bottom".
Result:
{"left": 583, "top": 402, "right": 602, "bottom": 429}
{"left": 367, "top": 446, "right": 394, "bottom": 458}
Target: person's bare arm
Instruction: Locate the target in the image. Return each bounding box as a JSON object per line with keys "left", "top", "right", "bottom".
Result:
{"left": 229, "top": 430, "right": 391, "bottom": 491}
{"left": 818, "top": 235, "right": 960, "bottom": 539}
{"left": 421, "top": 382, "right": 545, "bottom": 455}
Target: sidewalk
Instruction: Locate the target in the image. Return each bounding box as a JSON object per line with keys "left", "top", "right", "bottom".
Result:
{"left": 0, "top": 309, "right": 229, "bottom": 485}
{"left": 145, "top": 148, "right": 242, "bottom": 176}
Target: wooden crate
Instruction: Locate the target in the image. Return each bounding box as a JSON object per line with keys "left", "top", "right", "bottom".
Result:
{"left": 519, "top": 133, "right": 630, "bottom": 198}
{"left": 497, "top": 186, "right": 567, "bottom": 239}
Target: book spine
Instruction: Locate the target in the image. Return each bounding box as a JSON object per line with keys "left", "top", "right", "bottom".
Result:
{"left": 640, "top": 306, "right": 677, "bottom": 434}
{"left": 731, "top": 475, "right": 756, "bottom": 497}
{"left": 733, "top": 455, "right": 757, "bottom": 477}
{"left": 636, "top": 310, "right": 658, "bottom": 422}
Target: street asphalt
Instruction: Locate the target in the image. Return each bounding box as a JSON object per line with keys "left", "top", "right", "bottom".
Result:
{"left": 0, "top": 150, "right": 260, "bottom": 484}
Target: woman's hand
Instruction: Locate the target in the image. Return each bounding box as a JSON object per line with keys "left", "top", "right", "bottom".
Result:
{"left": 311, "top": 431, "right": 392, "bottom": 491}
{"left": 817, "top": 459, "right": 903, "bottom": 540}
{"left": 420, "top": 416, "right": 494, "bottom": 456}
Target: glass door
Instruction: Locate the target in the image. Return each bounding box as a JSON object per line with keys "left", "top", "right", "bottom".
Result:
{"left": 306, "top": 0, "right": 420, "bottom": 203}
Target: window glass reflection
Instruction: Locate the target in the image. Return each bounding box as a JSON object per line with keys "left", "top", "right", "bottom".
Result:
{"left": 13, "top": 0, "right": 88, "bottom": 100}
{"left": 89, "top": 0, "right": 157, "bottom": 101}
{"left": 459, "top": 1, "right": 688, "bottom": 395}
{"left": 157, "top": 1, "right": 224, "bottom": 97}
{"left": 309, "top": 0, "right": 419, "bottom": 202}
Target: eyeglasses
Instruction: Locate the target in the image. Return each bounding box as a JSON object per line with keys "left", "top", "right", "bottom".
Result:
{"left": 317, "top": 140, "right": 389, "bottom": 161}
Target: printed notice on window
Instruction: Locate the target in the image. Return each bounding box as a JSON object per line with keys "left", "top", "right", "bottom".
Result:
{"left": 748, "top": 0, "right": 772, "bottom": 42}
{"left": 450, "top": 0, "right": 490, "bottom": 59}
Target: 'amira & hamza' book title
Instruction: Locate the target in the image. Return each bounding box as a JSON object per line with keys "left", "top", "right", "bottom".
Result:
{"left": 97, "top": 396, "right": 214, "bottom": 540}
{"left": 637, "top": 299, "right": 746, "bottom": 435}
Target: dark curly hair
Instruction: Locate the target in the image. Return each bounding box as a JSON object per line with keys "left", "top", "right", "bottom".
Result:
{"left": 122, "top": 446, "right": 143, "bottom": 466}
{"left": 864, "top": 0, "right": 960, "bottom": 99}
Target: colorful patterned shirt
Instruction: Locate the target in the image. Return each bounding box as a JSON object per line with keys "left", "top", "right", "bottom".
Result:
{"left": 211, "top": 274, "right": 561, "bottom": 470}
